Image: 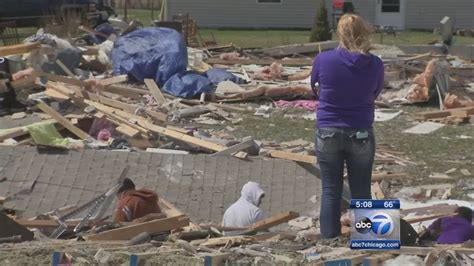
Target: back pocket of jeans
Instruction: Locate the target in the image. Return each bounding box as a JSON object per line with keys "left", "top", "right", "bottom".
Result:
{"left": 316, "top": 131, "right": 337, "bottom": 152}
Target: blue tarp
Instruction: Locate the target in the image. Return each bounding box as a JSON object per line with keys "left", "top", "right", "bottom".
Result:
{"left": 112, "top": 28, "right": 246, "bottom": 98}
{"left": 112, "top": 27, "right": 187, "bottom": 87}
{"left": 205, "top": 68, "right": 244, "bottom": 85}
{"left": 162, "top": 73, "right": 213, "bottom": 98}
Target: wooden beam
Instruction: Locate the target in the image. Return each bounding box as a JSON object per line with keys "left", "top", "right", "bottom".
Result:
{"left": 86, "top": 215, "right": 190, "bottom": 241}
{"left": 211, "top": 138, "right": 255, "bottom": 156}
{"left": 0, "top": 42, "right": 41, "bottom": 57}
{"left": 197, "top": 236, "right": 255, "bottom": 247}
{"left": 84, "top": 101, "right": 247, "bottom": 157}
{"left": 44, "top": 88, "right": 70, "bottom": 101}
{"left": 99, "top": 75, "right": 129, "bottom": 86}
{"left": 247, "top": 211, "right": 299, "bottom": 232}
{"left": 144, "top": 79, "right": 166, "bottom": 105}
{"left": 14, "top": 219, "right": 107, "bottom": 229}
{"left": 371, "top": 172, "right": 408, "bottom": 182}
{"left": 36, "top": 101, "right": 91, "bottom": 140}
{"left": 269, "top": 150, "right": 316, "bottom": 164}
{"left": 404, "top": 212, "right": 453, "bottom": 224}
{"left": 0, "top": 128, "right": 28, "bottom": 142}
{"left": 255, "top": 41, "right": 338, "bottom": 57}
{"left": 31, "top": 70, "right": 86, "bottom": 87}
{"left": 205, "top": 58, "right": 313, "bottom": 66}
{"left": 116, "top": 124, "right": 140, "bottom": 138}
{"left": 371, "top": 182, "right": 385, "bottom": 199}
{"left": 413, "top": 107, "right": 474, "bottom": 120}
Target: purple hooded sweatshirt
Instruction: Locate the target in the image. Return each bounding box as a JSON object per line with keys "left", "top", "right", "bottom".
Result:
{"left": 428, "top": 216, "right": 474, "bottom": 244}
{"left": 311, "top": 48, "right": 384, "bottom": 129}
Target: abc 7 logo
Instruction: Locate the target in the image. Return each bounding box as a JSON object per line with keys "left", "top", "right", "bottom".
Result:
{"left": 355, "top": 212, "right": 394, "bottom": 237}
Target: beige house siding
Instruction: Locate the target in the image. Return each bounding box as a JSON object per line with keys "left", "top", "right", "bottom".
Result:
{"left": 405, "top": 0, "right": 474, "bottom": 29}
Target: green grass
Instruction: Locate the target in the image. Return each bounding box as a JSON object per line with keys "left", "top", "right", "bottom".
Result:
{"left": 119, "top": 9, "right": 474, "bottom": 48}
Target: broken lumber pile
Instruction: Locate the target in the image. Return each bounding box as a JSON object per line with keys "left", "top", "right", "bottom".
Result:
{"left": 86, "top": 215, "right": 190, "bottom": 241}
{"left": 413, "top": 106, "right": 474, "bottom": 124}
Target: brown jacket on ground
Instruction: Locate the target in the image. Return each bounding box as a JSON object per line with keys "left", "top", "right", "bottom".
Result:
{"left": 113, "top": 189, "right": 162, "bottom": 222}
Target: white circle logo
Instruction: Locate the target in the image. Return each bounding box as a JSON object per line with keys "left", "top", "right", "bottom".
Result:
{"left": 369, "top": 212, "right": 394, "bottom": 237}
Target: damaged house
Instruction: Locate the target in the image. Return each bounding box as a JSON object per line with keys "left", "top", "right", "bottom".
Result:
{"left": 165, "top": 0, "right": 474, "bottom": 30}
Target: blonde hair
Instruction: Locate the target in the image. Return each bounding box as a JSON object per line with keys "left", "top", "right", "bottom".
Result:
{"left": 337, "top": 14, "right": 372, "bottom": 53}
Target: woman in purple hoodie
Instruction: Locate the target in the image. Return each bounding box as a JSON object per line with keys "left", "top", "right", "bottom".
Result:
{"left": 311, "top": 14, "right": 384, "bottom": 238}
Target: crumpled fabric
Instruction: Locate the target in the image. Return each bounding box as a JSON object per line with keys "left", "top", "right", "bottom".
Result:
{"left": 222, "top": 181, "right": 265, "bottom": 228}
{"left": 275, "top": 100, "right": 319, "bottom": 111}
{"left": 88, "top": 117, "right": 114, "bottom": 141}
{"left": 27, "top": 123, "right": 69, "bottom": 146}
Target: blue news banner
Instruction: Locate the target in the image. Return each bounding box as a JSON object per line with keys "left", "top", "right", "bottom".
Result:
{"left": 350, "top": 199, "right": 401, "bottom": 250}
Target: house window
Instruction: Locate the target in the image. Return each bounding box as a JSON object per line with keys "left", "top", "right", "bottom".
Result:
{"left": 257, "top": 0, "right": 282, "bottom": 4}
{"left": 381, "top": 0, "right": 400, "bottom": 13}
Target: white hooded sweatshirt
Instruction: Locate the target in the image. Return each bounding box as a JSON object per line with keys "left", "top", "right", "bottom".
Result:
{"left": 222, "top": 181, "right": 265, "bottom": 228}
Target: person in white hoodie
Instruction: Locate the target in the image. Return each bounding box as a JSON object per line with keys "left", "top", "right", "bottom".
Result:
{"left": 222, "top": 181, "right": 265, "bottom": 227}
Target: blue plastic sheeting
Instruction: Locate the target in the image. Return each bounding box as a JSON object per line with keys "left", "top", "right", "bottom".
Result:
{"left": 205, "top": 68, "right": 244, "bottom": 85}
{"left": 112, "top": 27, "right": 187, "bottom": 87}
{"left": 91, "top": 23, "right": 116, "bottom": 44}
{"left": 162, "top": 73, "right": 213, "bottom": 98}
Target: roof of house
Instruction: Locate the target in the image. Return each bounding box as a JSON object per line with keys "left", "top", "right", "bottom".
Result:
{"left": 0, "top": 146, "right": 321, "bottom": 223}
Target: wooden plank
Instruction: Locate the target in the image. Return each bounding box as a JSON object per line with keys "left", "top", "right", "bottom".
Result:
{"left": 116, "top": 124, "right": 140, "bottom": 138}
{"left": 0, "top": 42, "right": 41, "bottom": 56}
{"left": 44, "top": 88, "right": 70, "bottom": 101}
{"left": 86, "top": 215, "right": 190, "bottom": 241}
{"left": 144, "top": 79, "right": 166, "bottom": 105}
{"left": 404, "top": 212, "right": 453, "bottom": 224}
{"left": 256, "top": 41, "right": 338, "bottom": 57}
{"left": 211, "top": 139, "right": 255, "bottom": 156}
{"left": 269, "top": 150, "right": 316, "bottom": 164}
{"left": 99, "top": 75, "right": 129, "bottom": 86}
{"left": 104, "top": 84, "right": 150, "bottom": 98}
{"left": 247, "top": 211, "right": 299, "bottom": 232}
{"left": 205, "top": 57, "right": 313, "bottom": 66}
{"left": 0, "top": 128, "right": 28, "bottom": 142}
{"left": 413, "top": 107, "right": 474, "bottom": 120}
{"left": 371, "top": 172, "right": 408, "bottom": 182}
{"left": 371, "top": 182, "right": 385, "bottom": 199}
{"left": 15, "top": 219, "right": 107, "bottom": 229}
{"left": 36, "top": 101, "right": 91, "bottom": 140}
{"left": 85, "top": 100, "right": 234, "bottom": 153}
{"left": 198, "top": 236, "right": 255, "bottom": 247}
{"left": 31, "top": 70, "right": 86, "bottom": 87}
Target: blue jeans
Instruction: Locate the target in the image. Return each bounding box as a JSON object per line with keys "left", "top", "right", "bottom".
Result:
{"left": 316, "top": 127, "right": 375, "bottom": 238}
